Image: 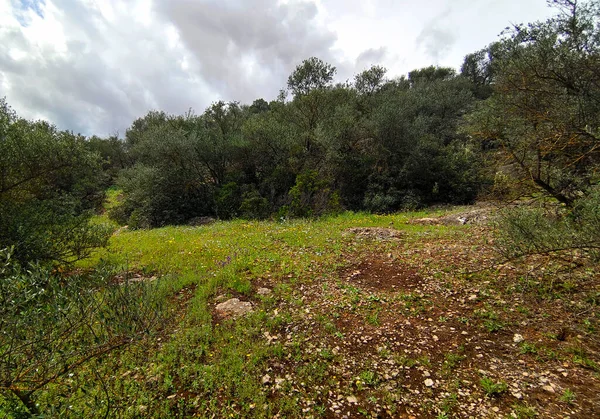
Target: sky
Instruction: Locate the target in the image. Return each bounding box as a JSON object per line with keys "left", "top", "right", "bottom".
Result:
{"left": 0, "top": 0, "right": 556, "bottom": 136}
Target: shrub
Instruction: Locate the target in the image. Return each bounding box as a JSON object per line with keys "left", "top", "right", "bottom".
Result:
{"left": 495, "top": 186, "right": 600, "bottom": 261}
{"left": 0, "top": 248, "right": 165, "bottom": 416}
{"left": 0, "top": 99, "right": 109, "bottom": 265}
{"left": 287, "top": 171, "right": 341, "bottom": 218}
{"left": 239, "top": 188, "right": 269, "bottom": 219}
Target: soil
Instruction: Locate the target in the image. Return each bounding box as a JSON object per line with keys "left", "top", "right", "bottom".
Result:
{"left": 255, "top": 226, "right": 600, "bottom": 418}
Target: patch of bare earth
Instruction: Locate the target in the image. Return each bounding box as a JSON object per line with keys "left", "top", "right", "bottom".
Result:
{"left": 258, "top": 226, "right": 600, "bottom": 418}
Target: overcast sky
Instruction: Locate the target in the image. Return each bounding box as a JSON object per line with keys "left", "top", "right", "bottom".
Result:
{"left": 1, "top": 0, "right": 555, "bottom": 136}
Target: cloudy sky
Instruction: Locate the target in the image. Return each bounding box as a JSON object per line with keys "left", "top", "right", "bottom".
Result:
{"left": 1, "top": 0, "right": 555, "bottom": 136}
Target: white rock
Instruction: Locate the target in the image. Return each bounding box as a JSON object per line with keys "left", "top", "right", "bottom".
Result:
{"left": 513, "top": 334, "right": 524, "bottom": 343}
{"left": 424, "top": 379, "right": 434, "bottom": 387}
{"left": 262, "top": 374, "right": 271, "bottom": 384}
{"left": 215, "top": 298, "right": 253, "bottom": 318}
{"left": 347, "top": 396, "right": 358, "bottom": 404}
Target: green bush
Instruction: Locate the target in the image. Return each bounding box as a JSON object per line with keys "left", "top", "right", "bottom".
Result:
{"left": 495, "top": 187, "right": 600, "bottom": 261}
{"left": 239, "top": 188, "right": 269, "bottom": 219}
{"left": 0, "top": 248, "right": 165, "bottom": 416}
{"left": 0, "top": 99, "right": 109, "bottom": 265}
{"left": 111, "top": 164, "right": 215, "bottom": 228}
{"left": 287, "top": 171, "right": 341, "bottom": 218}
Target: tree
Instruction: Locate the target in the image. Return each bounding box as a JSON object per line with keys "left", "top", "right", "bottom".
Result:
{"left": 287, "top": 57, "right": 336, "bottom": 97}
{"left": 460, "top": 43, "right": 501, "bottom": 99}
{"left": 465, "top": 0, "right": 600, "bottom": 207}
{"left": 0, "top": 98, "right": 109, "bottom": 264}
{"left": 354, "top": 65, "right": 387, "bottom": 95}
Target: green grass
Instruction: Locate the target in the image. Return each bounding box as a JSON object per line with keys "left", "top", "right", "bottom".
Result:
{"left": 50, "top": 209, "right": 455, "bottom": 417}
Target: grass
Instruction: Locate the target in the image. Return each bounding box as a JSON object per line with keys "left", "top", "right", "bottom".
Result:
{"left": 7, "top": 204, "right": 599, "bottom": 418}
{"left": 62, "top": 209, "right": 452, "bottom": 417}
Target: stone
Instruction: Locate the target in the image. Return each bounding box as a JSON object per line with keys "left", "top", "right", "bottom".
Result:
{"left": 215, "top": 298, "right": 253, "bottom": 318}
{"left": 262, "top": 374, "right": 271, "bottom": 385}
{"left": 257, "top": 287, "right": 272, "bottom": 296}
{"left": 347, "top": 396, "right": 358, "bottom": 404}
{"left": 513, "top": 334, "right": 524, "bottom": 343}
{"left": 424, "top": 379, "right": 434, "bottom": 387}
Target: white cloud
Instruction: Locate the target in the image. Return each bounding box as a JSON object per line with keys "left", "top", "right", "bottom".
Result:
{"left": 0, "top": 0, "right": 555, "bottom": 136}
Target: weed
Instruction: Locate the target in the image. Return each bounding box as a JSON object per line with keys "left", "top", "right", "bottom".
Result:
{"left": 394, "top": 355, "right": 417, "bottom": 368}
{"left": 442, "top": 352, "right": 465, "bottom": 373}
{"left": 583, "top": 318, "right": 596, "bottom": 333}
{"left": 358, "top": 370, "right": 378, "bottom": 387}
{"left": 519, "top": 342, "right": 538, "bottom": 355}
{"left": 477, "top": 306, "right": 505, "bottom": 332}
{"left": 512, "top": 403, "right": 538, "bottom": 418}
{"left": 568, "top": 346, "right": 600, "bottom": 371}
{"left": 319, "top": 348, "right": 334, "bottom": 360}
{"left": 560, "top": 388, "right": 576, "bottom": 404}
{"left": 484, "top": 319, "right": 505, "bottom": 333}
{"left": 440, "top": 392, "right": 458, "bottom": 413}
{"left": 480, "top": 377, "right": 508, "bottom": 397}
{"left": 367, "top": 307, "right": 381, "bottom": 326}
{"left": 324, "top": 321, "right": 337, "bottom": 334}
{"left": 417, "top": 355, "right": 432, "bottom": 368}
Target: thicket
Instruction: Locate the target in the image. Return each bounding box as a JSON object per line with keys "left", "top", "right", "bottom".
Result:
{"left": 103, "top": 61, "right": 483, "bottom": 228}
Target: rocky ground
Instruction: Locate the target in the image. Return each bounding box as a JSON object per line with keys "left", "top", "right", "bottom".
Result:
{"left": 214, "top": 220, "right": 599, "bottom": 418}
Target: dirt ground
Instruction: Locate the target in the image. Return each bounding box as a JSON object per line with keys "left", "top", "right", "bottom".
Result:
{"left": 255, "top": 225, "right": 600, "bottom": 418}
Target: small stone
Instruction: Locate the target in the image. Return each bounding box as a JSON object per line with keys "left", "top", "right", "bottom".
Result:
{"left": 511, "top": 392, "right": 523, "bottom": 399}
{"left": 424, "top": 379, "right": 434, "bottom": 387}
{"left": 513, "top": 334, "right": 524, "bottom": 343}
{"left": 347, "top": 396, "right": 358, "bottom": 404}
{"left": 167, "top": 394, "right": 177, "bottom": 400}
{"left": 257, "top": 287, "right": 272, "bottom": 296}
{"left": 542, "top": 385, "right": 555, "bottom": 393}
{"left": 262, "top": 374, "right": 271, "bottom": 385}
{"left": 468, "top": 294, "right": 478, "bottom": 301}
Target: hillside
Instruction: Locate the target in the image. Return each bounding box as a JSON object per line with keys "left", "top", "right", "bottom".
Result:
{"left": 56, "top": 207, "right": 599, "bottom": 417}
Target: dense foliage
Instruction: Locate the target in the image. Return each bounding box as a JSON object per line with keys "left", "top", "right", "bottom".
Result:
{"left": 466, "top": 0, "right": 600, "bottom": 206}
{"left": 105, "top": 63, "right": 483, "bottom": 228}
{"left": 0, "top": 99, "right": 110, "bottom": 264}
